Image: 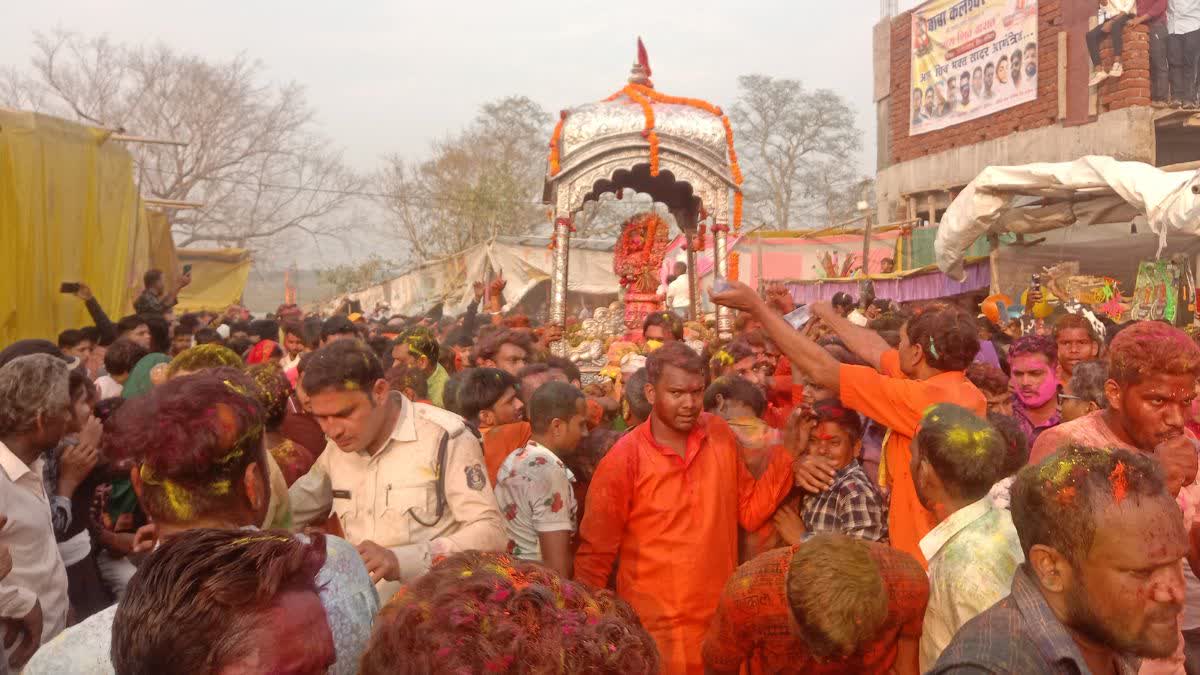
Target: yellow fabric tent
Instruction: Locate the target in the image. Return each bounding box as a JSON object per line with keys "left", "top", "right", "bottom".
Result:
{"left": 175, "top": 248, "right": 252, "bottom": 314}
{"left": 0, "top": 109, "right": 153, "bottom": 345}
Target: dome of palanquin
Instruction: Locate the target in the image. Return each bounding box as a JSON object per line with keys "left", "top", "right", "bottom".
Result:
{"left": 556, "top": 95, "right": 731, "bottom": 176}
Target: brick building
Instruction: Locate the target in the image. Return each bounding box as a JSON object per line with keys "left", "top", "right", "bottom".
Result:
{"left": 874, "top": 0, "right": 1199, "bottom": 227}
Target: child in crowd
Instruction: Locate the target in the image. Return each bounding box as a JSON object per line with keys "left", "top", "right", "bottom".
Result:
{"left": 775, "top": 399, "right": 888, "bottom": 543}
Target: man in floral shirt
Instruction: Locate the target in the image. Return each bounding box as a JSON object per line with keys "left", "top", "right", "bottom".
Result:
{"left": 495, "top": 381, "right": 588, "bottom": 578}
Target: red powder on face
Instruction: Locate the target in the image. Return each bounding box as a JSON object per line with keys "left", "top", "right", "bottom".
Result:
{"left": 1110, "top": 461, "right": 1128, "bottom": 503}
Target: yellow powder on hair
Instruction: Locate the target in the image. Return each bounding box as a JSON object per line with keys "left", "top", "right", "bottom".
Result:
{"left": 160, "top": 479, "right": 194, "bottom": 521}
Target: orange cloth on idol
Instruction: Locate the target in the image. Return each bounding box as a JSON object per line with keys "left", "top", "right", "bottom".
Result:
{"left": 574, "top": 413, "right": 795, "bottom": 675}
{"left": 482, "top": 422, "right": 532, "bottom": 485}
{"left": 838, "top": 350, "right": 986, "bottom": 568}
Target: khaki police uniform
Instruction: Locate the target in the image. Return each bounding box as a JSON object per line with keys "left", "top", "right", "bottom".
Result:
{"left": 289, "top": 393, "right": 506, "bottom": 599}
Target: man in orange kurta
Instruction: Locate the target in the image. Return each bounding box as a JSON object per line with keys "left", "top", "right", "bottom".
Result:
{"left": 712, "top": 284, "right": 986, "bottom": 568}
{"left": 482, "top": 422, "right": 532, "bottom": 485}
{"left": 574, "top": 343, "right": 794, "bottom": 675}
{"left": 838, "top": 348, "right": 985, "bottom": 566}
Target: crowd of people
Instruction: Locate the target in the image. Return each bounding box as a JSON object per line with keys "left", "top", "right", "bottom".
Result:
{"left": 1, "top": 264, "right": 1199, "bottom": 674}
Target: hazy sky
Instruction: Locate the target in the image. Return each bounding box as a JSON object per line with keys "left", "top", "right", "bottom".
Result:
{"left": 2, "top": 0, "right": 906, "bottom": 266}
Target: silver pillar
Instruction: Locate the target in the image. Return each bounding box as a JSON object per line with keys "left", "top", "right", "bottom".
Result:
{"left": 714, "top": 223, "right": 732, "bottom": 339}
{"left": 549, "top": 216, "right": 572, "bottom": 357}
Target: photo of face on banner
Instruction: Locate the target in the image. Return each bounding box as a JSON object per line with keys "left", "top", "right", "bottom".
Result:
{"left": 909, "top": 0, "right": 1040, "bottom": 136}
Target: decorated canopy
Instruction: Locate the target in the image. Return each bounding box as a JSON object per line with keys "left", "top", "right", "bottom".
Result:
{"left": 543, "top": 39, "right": 746, "bottom": 341}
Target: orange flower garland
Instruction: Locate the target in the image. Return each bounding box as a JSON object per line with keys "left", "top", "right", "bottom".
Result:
{"left": 547, "top": 81, "right": 746, "bottom": 232}
{"left": 623, "top": 83, "right": 745, "bottom": 233}
{"left": 548, "top": 112, "right": 566, "bottom": 176}
{"left": 644, "top": 213, "right": 658, "bottom": 255}
{"left": 621, "top": 85, "right": 659, "bottom": 176}
{"left": 729, "top": 252, "right": 740, "bottom": 281}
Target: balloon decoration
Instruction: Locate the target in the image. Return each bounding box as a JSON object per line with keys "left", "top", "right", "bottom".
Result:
{"left": 980, "top": 294, "right": 1012, "bottom": 324}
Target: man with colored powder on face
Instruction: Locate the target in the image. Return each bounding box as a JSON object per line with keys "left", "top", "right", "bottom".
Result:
{"left": 713, "top": 282, "right": 986, "bottom": 568}
{"left": 1031, "top": 321, "right": 1200, "bottom": 465}
{"left": 390, "top": 326, "right": 449, "bottom": 408}
{"left": 643, "top": 310, "right": 684, "bottom": 346}
{"left": 967, "top": 362, "right": 1015, "bottom": 417}
{"left": 911, "top": 404, "right": 1024, "bottom": 670}
{"left": 574, "top": 342, "right": 795, "bottom": 674}
{"left": 704, "top": 375, "right": 788, "bottom": 560}
{"left": 773, "top": 398, "right": 888, "bottom": 545}
{"left": 713, "top": 338, "right": 799, "bottom": 430}
{"left": 287, "top": 340, "right": 506, "bottom": 602}
{"left": 515, "top": 363, "right": 568, "bottom": 408}
{"left": 1030, "top": 321, "right": 1200, "bottom": 674}
{"left": 469, "top": 329, "right": 530, "bottom": 377}
{"left": 25, "top": 369, "right": 379, "bottom": 675}
{"left": 456, "top": 368, "right": 531, "bottom": 485}
{"left": 1054, "top": 313, "right": 1103, "bottom": 387}
{"left": 702, "top": 533, "right": 929, "bottom": 675}
{"left": 1009, "top": 335, "right": 1063, "bottom": 447}
{"left": 931, "top": 445, "right": 1188, "bottom": 674}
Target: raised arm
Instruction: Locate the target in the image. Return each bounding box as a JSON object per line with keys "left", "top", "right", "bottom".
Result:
{"left": 75, "top": 284, "right": 117, "bottom": 343}
{"left": 810, "top": 302, "right": 891, "bottom": 371}
{"left": 711, "top": 282, "right": 843, "bottom": 393}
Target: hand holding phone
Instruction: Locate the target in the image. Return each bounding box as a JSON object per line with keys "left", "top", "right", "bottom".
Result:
{"left": 60, "top": 282, "right": 81, "bottom": 294}
{"left": 712, "top": 276, "right": 734, "bottom": 294}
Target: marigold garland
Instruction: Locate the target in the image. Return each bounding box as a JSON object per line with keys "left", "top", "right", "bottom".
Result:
{"left": 547, "top": 80, "right": 746, "bottom": 232}
{"left": 548, "top": 111, "right": 567, "bottom": 176}
{"left": 729, "top": 252, "right": 740, "bottom": 281}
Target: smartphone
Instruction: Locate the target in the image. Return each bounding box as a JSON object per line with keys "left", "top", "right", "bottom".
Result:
{"left": 59, "top": 282, "right": 81, "bottom": 294}
{"left": 784, "top": 305, "right": 812, "bottom": 330}
{"left": 712, "top": 276, "right": 734, "bottom": 294}
{"left": 1031, "top": 273, "right": 1042, "bottom": 288}
{"left": 182, "top": 264, "right": 193, "bottom": 275}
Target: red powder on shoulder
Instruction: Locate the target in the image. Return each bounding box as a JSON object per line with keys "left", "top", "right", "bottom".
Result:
{"left": 1110, "top": 461, "right": 1128, "bottom": 503}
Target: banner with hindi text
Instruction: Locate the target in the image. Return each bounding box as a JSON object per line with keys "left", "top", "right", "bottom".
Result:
{"left": 909, "top": 0, "right": 1039, "bottom": 136}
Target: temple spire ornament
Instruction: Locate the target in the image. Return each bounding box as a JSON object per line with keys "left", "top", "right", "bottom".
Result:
{"left": 629, "top": 37, "right": 653, "bottom": 88}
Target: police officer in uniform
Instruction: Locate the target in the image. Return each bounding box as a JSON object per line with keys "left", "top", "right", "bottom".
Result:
{"left": 289, "top": 340, "right": 505, "bottom": 599}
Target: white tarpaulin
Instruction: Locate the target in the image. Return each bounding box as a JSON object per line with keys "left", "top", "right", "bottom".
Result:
{"left": 936, "top": 156, "right": 1200, "bottom": 280}
{"left": 324, "top": 237, "right": 619, "bottom": 317}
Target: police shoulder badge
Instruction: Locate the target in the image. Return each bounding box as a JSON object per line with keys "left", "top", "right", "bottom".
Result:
{"left": 465, "top": 464, "right": 486, "bottom": 491}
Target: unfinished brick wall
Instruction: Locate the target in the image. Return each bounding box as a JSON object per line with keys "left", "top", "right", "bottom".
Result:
{"left": 889, "top": 0, "right": 1150, "bottom": 164}
{"left": 1094, "top": 24, "right": 1153, "bottom": 109}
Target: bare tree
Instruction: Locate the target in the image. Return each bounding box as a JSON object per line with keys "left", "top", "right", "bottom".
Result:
{"left": 317, "top": 255, "right": 396, "bottom": 294}
{"left": 1, "top": 30, "right": 362, "bottom": 257}
{"left": 376, "top": 96, "right": 551, "bottom": 262}
{"left": 731, "top": 75, "right": 861, "bottom": 230}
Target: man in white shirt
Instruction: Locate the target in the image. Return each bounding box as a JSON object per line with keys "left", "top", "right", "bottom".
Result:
{"left": 664, "top": 262, "right": 692, "bottom": 315}
{"left": 495, "top": 382, "right": 587, "bottom": 578}
{"left": 0, "top": 354, "right": 72, "bottom": 669}
{"left": 911, "top": 403, "right": 1024, "bottom": 671}
{"left": 1171, "top": 0, "right": 1200, "bottom": 106}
